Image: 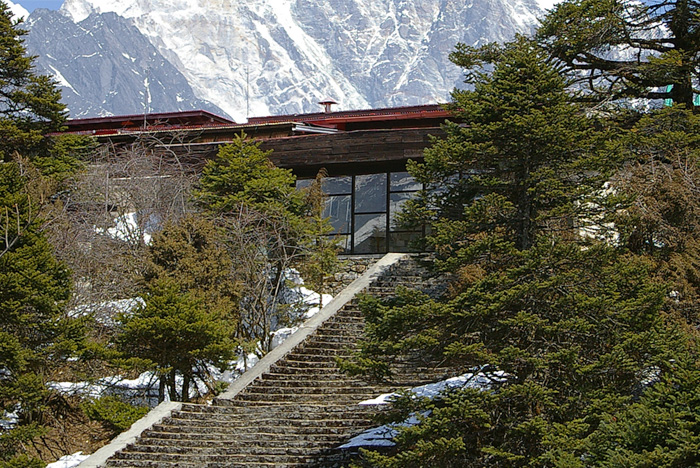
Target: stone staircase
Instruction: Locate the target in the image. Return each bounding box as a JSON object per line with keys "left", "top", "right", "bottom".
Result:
{"left": 80, "top": 253, "right": 450, "bottom": 468}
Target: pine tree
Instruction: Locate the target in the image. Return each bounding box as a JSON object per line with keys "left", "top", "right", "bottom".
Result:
{"left": 196, "top": 133, "right": 305, "bottom": 218}
{"left": 401, "top": 35, "right": 605, "bottom": 268}
{"left": 195, "top": 134, "right": 340, "bottom": 352}
{"left": 347, "top": 37, "right": 692, "bottom": 467}
{"left": 116, "top": 216, "right": 237, "bottom": 402}
{"left": 537, "top": 0, "right": 700, "bottom": 107}
{"left": 583, "top": 352, "right": 700, "bottom": 467}
{"left": 0, "top": 6, "right": 80, "bottom": 463}
{"left": 296, "top": 170, "right": 343, "bottom": 308}
{"left": 354, "top": 244, "right": 685, "bottom": 467}
{"left": 609, "top": 106, "right": 700, "bottom": 323}
{"left": 0, "top": 1, "right": 66, "bottom": 160}
{"left": 0, "top": 162, "right": 81, "bottom": 466}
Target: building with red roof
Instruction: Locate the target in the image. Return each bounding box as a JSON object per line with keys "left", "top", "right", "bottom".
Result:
{"left": 61, "top": 104, "right": 454, "bottom": 254}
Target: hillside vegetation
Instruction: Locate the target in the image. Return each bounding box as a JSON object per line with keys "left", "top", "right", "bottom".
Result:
{"left": 1, "top": 1, "right": 700, "bottom": 467}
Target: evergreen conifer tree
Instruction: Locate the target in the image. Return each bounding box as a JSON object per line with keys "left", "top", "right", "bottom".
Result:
{"left": 196, "top": 133, "right": 305, "bottom": 219}
{"left": 0, "top": 162, "right": 81, "bottom": 467}
{"left": 401, "top": 35, "right": 604, "bottom": 267}
{"left": 537, "top": 0, "right": 700, "bottom": 107}
{"left": 0, "top": 1, "right": 66, "bottom": 160}
{"left": 609, "top": 106, "right": 700, "bottom": 323}
{"left": 195, "top": 135, "right": 339, "bottom": 352}
{"left": 348, "top": 37, "right": 690, "bottom": 467}
{"left": 116, "top": 216, "right": 237, "bottom": 402}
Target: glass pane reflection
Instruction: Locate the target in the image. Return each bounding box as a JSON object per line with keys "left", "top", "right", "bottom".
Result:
{"left": 322, "top": 176, "right": 352, "bottom": 195}
{"left": 330, "top": 234, "right": 351, "bottom": 253}
{"left": 354, "top": 213, "right": 386, "bottom": 254}
{"left": 323, "top": 195, "right": 351, "bottom": 234}
{"left": 390, "top": 172, "right": 421, "bottom": 192}
{"left": 295, "top": 179, "right": 313, "bottom": 190}
{"left": 389, "top": 232, "right": 422, "bottom": 252}
{"left": 355, "top": 174, "right": 387, "bottom": 213}
{"left": 389, "top": 192, "right": 419, "bottom": 230}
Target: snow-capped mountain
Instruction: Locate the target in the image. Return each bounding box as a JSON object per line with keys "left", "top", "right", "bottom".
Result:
{"left": 24, "top": 9, "right": 228, "bottom": 118}
{"left": 24, "top": 0, "right": 543, "bottom": 120}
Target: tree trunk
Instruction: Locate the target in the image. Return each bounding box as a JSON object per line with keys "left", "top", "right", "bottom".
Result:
{"left": 168, "top": 369, "right": 178, "bottom": 401}
{"left": 182, "top": 373, "right": 191, "bottom": 402}
{"left": 158, "top": 375, "right": 166, "bottom": 403}
{"left": 669, "top": 0, "right": 696, "bottom": 109}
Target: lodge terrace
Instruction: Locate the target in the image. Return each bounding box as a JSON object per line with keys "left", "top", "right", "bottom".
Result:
{"left": 61, "top": 104, "right": 453, "bottom": 254}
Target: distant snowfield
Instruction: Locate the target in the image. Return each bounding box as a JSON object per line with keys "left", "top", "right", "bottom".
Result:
{"left": 52, "top": 0, "right": 542, "bottom": 120}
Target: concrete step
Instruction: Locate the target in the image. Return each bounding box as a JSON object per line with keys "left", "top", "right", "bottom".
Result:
{"left": 265, "top": 366, "right": 345, "bottom": 376}
{"left": 250, "top": 379, "right": 373, "bottom": 390}
{"left": 271, "top": 359, "right": 342, "bottom": 369}
{"left": 163, "top": 414, "right": 374, "bottom": 429}
{"left": 233, "top": 392, "right": 374, "bottom": 405}
{"left": 240, "top": 384, "right": 375, "bottom": 396}
{"left": 122, "top": 444, "right": 342, "bottom": 457}
{"left": 97, "top": 256, "right": 442, "bottom": 468}
{"left": 138, "top": 431, "right": 354, "bottom": 445}
{"left": 148, "top": 422, "right": 371, "bottom": 437}
{"left": 111, "top": 451, "right": 345, "bottom": 465}
{"left": 178, "top": 402, "right": 378, "bottom": 416}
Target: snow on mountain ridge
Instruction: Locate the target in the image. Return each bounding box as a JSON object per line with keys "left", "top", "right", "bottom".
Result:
{"left": 5, "top": 0, "right": 28, "bottom": 20}
{"left": 25, "top": 9, "right": 229, "bottom": 118}
{"left": 52, "top": 0, "right": 542, "bottom": 120}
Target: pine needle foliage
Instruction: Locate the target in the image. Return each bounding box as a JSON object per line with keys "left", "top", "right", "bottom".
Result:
{"left": 610, "top": 106, "right": 700, "bottom": 323}
{"left": 0, "top": 162, "right": 82, "bottom": 466}
{"left": 116, "top": 216, "right": 238, "bottom": 402}
{"left": 538, "top": 0, "right": 700, "bottom": 107}
{"left": 0, "top": 1, "right": 66, "bottom": 160}
{"left": 195, "top": 134, "right": 340, "bottom": 352}
{"left": 349, "top": 37, "right": 696, "bottom": 467}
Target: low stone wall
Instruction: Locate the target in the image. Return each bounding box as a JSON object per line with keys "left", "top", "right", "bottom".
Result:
{"left": 325, "top": 255, "right": 385, "bottom": 295}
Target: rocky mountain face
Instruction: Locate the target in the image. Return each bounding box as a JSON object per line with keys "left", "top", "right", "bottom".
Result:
{"left": 23, "top": 0, "right": 543, "bottom": 121}
{"left": 24, "top": 9, "right": 228, "bottom": 118}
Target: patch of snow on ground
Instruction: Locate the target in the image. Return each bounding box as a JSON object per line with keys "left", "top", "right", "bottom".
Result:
{"left": 233, "top": 352, "right": 260, "bottom": 375}
{"left": 46, "top": 451, "right": 90, "bottom": 468}
{"left": 359, "top": 368, "right": 508, "bottom": 406}
{"left": 270, "top": 327, "right": 298, "bottom": 349}
{"left": 94, "top": 212, "right": 153, "bottom": 245}
{"left": 49, "top": 371, "right": 161, "bottom": 401}
{"left": 284, "top": 268, "right": 333, "bottom": 319}
{"left": 340, "top": 413, "right": 425, "bottom": 449}
{"left": 70, "top": 297, "right": 144, "bottom": 321}
{"left": 345, "top": 368, "right": 508, "bottom": 448}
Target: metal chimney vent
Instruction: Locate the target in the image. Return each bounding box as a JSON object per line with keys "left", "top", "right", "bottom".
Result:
{"left": 318, "top": 100, "right": 338, "bottom": 113}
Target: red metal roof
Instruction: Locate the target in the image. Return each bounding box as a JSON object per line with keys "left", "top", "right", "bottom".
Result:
{"left": 64, "top": 110, "right": 235, "bottom": 132}
{"left": 60, "top": 104, "right": 452, "bottom": 136}
{"left": 247, "top": 103, "right": 450, "bottom": 126}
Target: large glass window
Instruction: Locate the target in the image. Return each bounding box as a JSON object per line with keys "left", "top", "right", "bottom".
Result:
{"left": 389, "top": 232, "right": 422, "bottom": 253}
{"left": 389, "top": 192, "right": 414, "bottom": 230}
{"left": 391, "top": 172, "right": 421, "bottom": 191}
{"left": 323, "top": 176, "right": 352, "bottom": 195}
{"left": 299, "top": 171, "right": 423, "bottom": 254}
{"left": 388, "top": 172, "right": 422, "bottom": 253}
